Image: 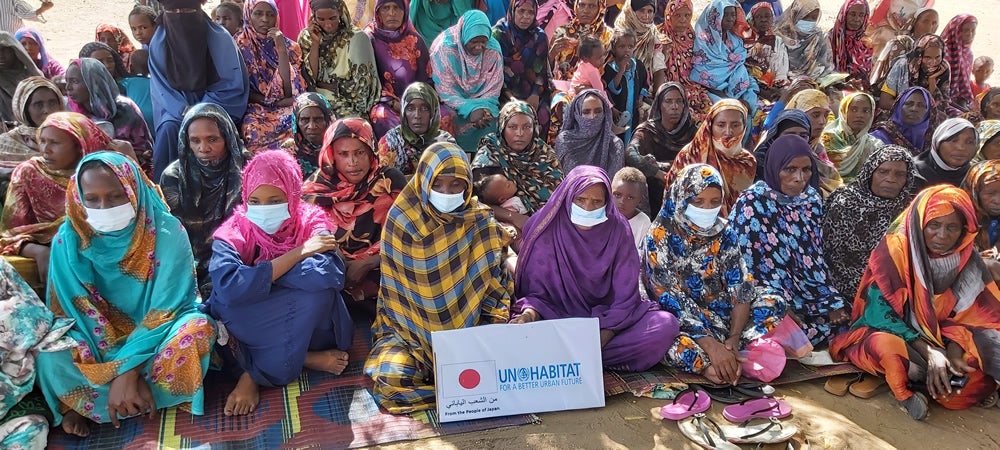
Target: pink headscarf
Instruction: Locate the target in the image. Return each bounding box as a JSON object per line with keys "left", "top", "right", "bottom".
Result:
{"left": 213, "top": 150, "right": 332, "bottom": 265}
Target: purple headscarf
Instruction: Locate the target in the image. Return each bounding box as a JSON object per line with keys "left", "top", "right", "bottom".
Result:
{"left": 513, "top": 165, "right": 655, "bottom": 331}
{"left": 554, "top": 89, "right": 625, "bottom": 176}
{"left": 363, "top": 0, "right": 431, "bottom": 100}
{"left": 870, "top": 86, "right": 932, "bottom": 153}
{"left": 763, "top": 134, "right": 819, "bottom": 192}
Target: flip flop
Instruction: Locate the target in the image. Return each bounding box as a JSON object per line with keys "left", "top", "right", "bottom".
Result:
{"left": 660, "top": 386, "right": 712, "bottom": 420}
{"left": 722, "top": 397, "right": 792, "bottom": 422}
{"left": 901, "top": 392, "right": 929, "bottom": 420}
{"left": 703, "top": 386, "right": 753, "bottom": 404}
{"left": 720, "top": 417, "right": 798, "bottom": 444}
{"left": 677, "top": 414, "right": 741, "bottom": 450}
{"left": 824, "top": 373, "right": 863, "bottom": 396}
{"left": 849, "top": 374, "right": 888, "bottom": 399}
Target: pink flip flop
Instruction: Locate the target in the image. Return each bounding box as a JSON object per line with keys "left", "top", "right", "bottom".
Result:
{"left": 722, "top": 397, "right": 792, "bottom": 423}
{"left": 661, "top": 386, "right": 712, "bottom": 421}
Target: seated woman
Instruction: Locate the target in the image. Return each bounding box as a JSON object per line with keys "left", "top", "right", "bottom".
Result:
{"left": 430, "top": 10, "right": 504, "bottom": 152}
{"left": 555, "top": 89, "right": 626, "bottom": 176}
{"left": 376, "top": 83, "right": 456, "bottom": 177}
{"left": 298, "top": 0, "right": 379, "bottom": 119}
{"left": 660, "top": 0, "right": 712, "bottom": 120}
{"left": 281, "top": 93, "right": 333, "bottom": 179}
{"left": 65, "top": 58, "right": 153, "bottom": 175}
{"left": 0, "top": 32, "right": 43, "bottom": 123}
{"left": 473, "top": 100, "right": 563, "bottom": 228}
{"left": 14, "top": 28, "right": 64, "bottom": 79}
{"left": 689, "top": 0, "right": 758, "bottom": 111}
{"left": 941, "top": 15, "right": 978, "bottom": 112}
{"left": 977, "top": 120, "right": 1000, "bottom": 162}
{"left": 745, "top": 2, "right": 790, "bottom": 100}
{"left": 831, "top": 185, "right": 1000, "bottom": 420}
{"left": 493, "top": 0, "right": 552, "bottom": 137}
{"left": 822, "top": 92, "right": 878, "bottom": 183}
{"left": 236, "top": 0, "right": 307, "bottom": 153}
{"left": 773, "top": 0, "right": 834, "bottom": 80}
{"left": 364, "top": 0, "right": 433, "bottom": 137}
{"left": 753, "top": 109, "right": 812, "bottom": 180}
{"left": 0, "top": 77, "right": 63, "bottom": 165}
{"left": 205, "top": 150, "right": 352, "bottom": 416}
{"left": 962, "top": 160, "right": 1000, "bottom": 280}
{"left": 78, "top": 41, "right": 130, "bottom": 85}
{"left": 95, "top": 24, "right": 136, "bottom": 72}
{"left": 409, "top": 0, "right": 470, "bottom": 43}
{"left": 0, "top": 112, "right": 113, "bottom": 281}
{"left": 302, "top": 118, "right": 406, "bottom": 304}
{"left": 828, "top": 0, "right": 872, "bottom": 91}
{"left": 160, "top": 103, "right": 249, "bottom": 299}
{"left": 511, "top": 165, "right": 678, "bottom": 372}
{"left": 646, "top": 164, "right": 785, "bottom": 384}
{"left": 36, "top": 151, "right": 217, "bottom": 437}
{"left": 785, "top": 89, "right": 843, "bottom": 196}
{"left": 665, "top": 99, "right": 756, "bottom": 214}
{"left": 730, "top": 135, "right": 849, "bottom": 347}
{"left": 548, "top": 0, "right": 612, "bottom": 81}
{"left": 613, "top": 0, "right": 667, "bottom": 89}
{"left": 913, "top": 118, "right": 978, "bottom": 191}
{"left": 0, "top": 257, "right": 74, "bottom": 448}
{"left": 627, "top": 82, "right": 697, "bottom": 210}
{"left": 871, "top": 86, "right": 933, "bottom": 155}
{"left": 365, "top": 142, "right": 512, "bottom": 414}
{"left": 869, "top": 35, "right": 915, "bottom": 97}
{"left": 879, "top": 34, "right": 952, "bottom": 124}
{"left": 823, "top": 145, "right": 915, "bottom": 304}
{"left": 865, "top": 0, "right": 931, "bottom": 58}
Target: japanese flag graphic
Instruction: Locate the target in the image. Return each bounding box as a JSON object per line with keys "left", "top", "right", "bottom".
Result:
{"left": 439, "top": 360, "right": 498, "bottom": 398}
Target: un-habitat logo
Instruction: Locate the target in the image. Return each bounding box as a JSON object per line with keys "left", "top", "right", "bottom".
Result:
{"left": 498, "top": 362, "right": 584, "bottom": 392}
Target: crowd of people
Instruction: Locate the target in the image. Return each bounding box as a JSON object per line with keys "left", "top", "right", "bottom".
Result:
{"left": 0, "top": 0, "right": 999, "bottom": 446}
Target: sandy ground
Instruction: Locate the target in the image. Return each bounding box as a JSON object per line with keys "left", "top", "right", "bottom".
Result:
{"left": 24, "top": 0, "right": 1000, "bottom": 449}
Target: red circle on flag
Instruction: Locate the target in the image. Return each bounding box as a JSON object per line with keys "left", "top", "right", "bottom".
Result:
{"left": 459, "top": 369, "right": 481, "bottom": 389}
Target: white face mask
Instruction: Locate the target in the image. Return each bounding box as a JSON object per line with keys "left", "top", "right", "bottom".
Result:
{"left": 795, "top": 19, "right": 817, "bottom": 33}
{"left": 429, "top": 190, "right": 466, "bottom": 213}
{"left": 85, "top": 203, "right": 136, "bottom": 233}
{"left": 246, "top": 203, "right": 291, "bottom": 234}
{"left": 684, "top": 204, "right": 722, "bottom": 229}
{"left": 570, "top": 203, "right": 608, "bottom": 227}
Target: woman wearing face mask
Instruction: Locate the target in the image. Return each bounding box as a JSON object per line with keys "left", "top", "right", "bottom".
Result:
{"left": 822, "top": 92, "right": 878, "bottom": 183}
{"left": 160, "top": 103, "right": 250, "bottom": 299}
{"left": 365, "top": 142, "right": 512, "bottom": 414}
{"left": 961, "top": 160, "right": 1000, "bottom": 281}
{"left": 871, "top": 86, "right": 933, "bottom": 155}
{"left": 303, "top": 118, "right": 406, "bottom": 306}
{"left": 555, "top": 89, "right": 625, "bottom": 176}
{"left": 830, "top": 185, "right": 1000, "bottom": 421}
{"left": 37, "top": 151, "right": 217, "bottom": 438}
{"left": 0, "top": 112, "right": 114, "bottom": 284}
{"left": 823, "top": 145, "right": 916, "bottom": 308}
{"left": 510, "top": 165, "right": 678, "bottom": 372}
{"left": 913, "top": 118, "right": 978, "bottom": 190}
{"left": 376, "top": 83, "right": 456, "bottom": 178}
{"left": 785, "top": 88, "right": 843, "bottom": 197}
{"left": 281, "top": 93, "right": 334, "bottom": 179}
{"left": 645, "top": 163, "right": 786, "bottom": 384}
{"left": 879, "top": 34, "right": 953, "bottom": 124}
{"left": 772, "top": 0, "right": 834, "bottom": 80}
{"left": 730, "top": 135, "right": 850, "bottom": 348}
{"left": 205, "top": 150, "right": 351, "bottom": 417}
{"left": 665, "top": 99, "right": 756, "bottom": 214}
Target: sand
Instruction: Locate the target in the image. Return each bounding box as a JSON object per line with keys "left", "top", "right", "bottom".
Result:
{"left": 26, "top": 0, "right": 1000, "bottom": 448}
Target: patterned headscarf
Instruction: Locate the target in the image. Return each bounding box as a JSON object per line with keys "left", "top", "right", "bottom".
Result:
{"left": 299, "top": 0, "right": 354, "bottom": 79}
{"left": 213, "top": 150, "right": 333, "bottom": 265}
{"left": 38, "top": 112, "right": 112, "bottom": 155}
{"left": 659, "top": 0, "right": 695, "bottom": 80}
{"left": 614, "top": 0, "right": 667, "bottom": 75}
{"left": 428, "top": 10, "right": 503, "bottom": 119}
{"left": 828, "top": 0, "right": 871, "bottom": 82}
{"left": 95, "top": 24, "right": 136, "bottom": 59}
{"left": 288, "top": 92, "right": 334, "bottom": 171}
{"left": 869, "top": 34, "right": 913, "bottom": 88}
{"left": 11, "top": 76, "right": 64, "bottom": 129}
{"left": 773, "top": 0, "right": 833, "bottom": 79}
{"left": 963, "top": 160, "right": 1000, "bottom": 249}
{"left": 976, "top": 120, "right": 1000, "bottom": 161}
{"left": 905, "top": 34, "right": 951, "bottom": 101}
{"left": 786, "top": 88, "right": 842, "bottom": 194}
{"left": 822, "top": 92, "right": 877, "bottom": 182}
{"left": 941, "top": 14, "right": 978, "bottom": 109}
{"left": 555, "top": 89, "right": 623, "bottom": 175}
{"left": 689, "top": 0, "right": 754, "bottom": 100}
{"left": 400, "top": 82, "right": 442, "bottom": 145}
{"left": 664, "top": 163, "right": 727, "bottom": 237}
{"left": 66, "top": 58, "right": 122, "bottom": 121}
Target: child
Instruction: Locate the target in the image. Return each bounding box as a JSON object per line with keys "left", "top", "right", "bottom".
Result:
{"left": 569, "top": 36, "right": 607, "bottom": 99}
{"left": 213, "top": 2, "right": 244, "bottom": 37}
{"left": 475, "top": 173, "right": 528, "bottom": 219}
{"left": 612, "top": 167, "right": 650, "bottom": 256}
{"left": 972, "top": 56, "right": 994, "bottom": 98}
{"left": 128, "top": 5, "right": 158, "bottom": 48}
{"left": 602, "top": 28, "right": 647, "bottom": 144}
{"left": 120, "top": 49, "right": 154, "bottom": 132}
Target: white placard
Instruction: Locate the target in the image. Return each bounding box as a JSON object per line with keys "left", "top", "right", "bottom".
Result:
{"left": 432, "top": 317, "right": 605, "bottom": 422}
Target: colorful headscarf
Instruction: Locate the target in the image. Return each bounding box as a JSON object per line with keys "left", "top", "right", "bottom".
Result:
{"left": 555, "top": 89, "right": 624, "bottom": 176}
{"left": 298, "top": 0, "right": 355, "bottom": 80}
{"left": 429, "top": 10, "right": 504, "bottom": 119}
{"left": 822, "top": 92, "right": 877, "bottom": 182}
{"left": 903, "top": 34, "right": 951, "bottom": 106}
{"left": 614, "top": 0, "right": 667, "bottom": 76}
{"left": 2, "top": 76, "right": 64, "bottom": 148}
{"left": 828, "top": 0, "right": 871, "bottom": 82}
{"left": 493, "top": 0, "right": 551, "bottom": 103}
{"left": 942, "top": 14, "right": 977, "bottom": 110}
{"left": 364, "top": 0, "right": 431, "bottom": 102}
{"left": 548, "top": 0, "right": 611, "bottom": 80}
{"left": 237, "top": 0, "right": 307, "bottom": 111}
{"left": 95, "top": 24, "right": 136, "bottom": 60}
{"left": 213, "top": 150, "right": 333, "bottom": 265}
{"left": 302, "top": 118, "right": 406, "bottom": 258}
{"left": 869, "top": 34, "right": 914, "bottom": 88}
{"left": 976, "top": 120, "right": 1000, "bottom": 161}
{"left": 409, "top": 0, "right": 473, "bottom": 43}
{"left": 689, "top": 0, "right": 754, "bottom": 100}
{"left": 773, "top": 0, "right": 833, "bottom": 79}
{"left": 287, "top": 92, "right": 333, "bottom": 175}
{"left": 66, "top": 58, "right": 122, "bottom": 121}
{"left": 871, "top": 86, "right": 933, "bottom": 154}
{"left": 963, "top": 160, "right": 1000, "bottom": 249}
{"left": 785, "top": 89, "right": 843, "bottom": 195}
{"left": 660, "top": 0, "right": 695, "bottom": 81}
{"left": 77, "top": 41, "right": 129, "bottom": 80}
{"left": 14, "top": 27, "right": 53, "bottom": 68}
{"left": 38, "top": 112, "right": 112, "bottom": 155}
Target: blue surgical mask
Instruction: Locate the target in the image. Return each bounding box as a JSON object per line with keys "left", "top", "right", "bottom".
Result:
{"left": 246, "top": 203, "right": 291, "bottom": 234}
{"left": 684, "top": 204, "right": 722, "bottom": 229}
{"left": 570, "top": 203, "right": 608, "bottom": 227}
{"left": 429, "top": 190, "right": 466, "bottom": 213}
{"left": 795, "top": 19, "right": 817, "bottom": 33}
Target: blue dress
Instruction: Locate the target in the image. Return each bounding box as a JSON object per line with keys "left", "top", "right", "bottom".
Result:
{"left": 203, "top": 240, "right": 353, "bottom": 387}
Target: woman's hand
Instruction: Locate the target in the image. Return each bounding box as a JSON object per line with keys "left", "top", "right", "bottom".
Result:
{"left": 510, "top": 308, "right": 539, "bottom": 324}
{"left": 925, "top": 344, "right": 954, "bottom": 398}
{"left": 829, "top": 307, "right": 850, "bottom": 325}
{"left": 309, "top": 21, "right": 324, "bottom": 42}
{"left": 268, "top": 28, "right": 287, "bottom": 51}
{"left": 301, "top": 235, "right": 340, "bottom": 258}
{"left": 699, "top": 337, "right": 741, "bottom": 385}
{"left": 469, "top": 109, "right": 493, "bottom": 128}
{"left": 345, "top": 255, "right": 377, "bottom": 287}
{"left": 600, "top": 329, "right": 615, "bottom": 348}
{"left": 106, "top": 368, "right": 155, "bottom": 428}
{"left": 945, "top": 341, "right": 976, "bottom": 377}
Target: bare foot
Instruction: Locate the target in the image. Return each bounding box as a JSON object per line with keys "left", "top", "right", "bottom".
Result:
{"left": 304, "top": 349, "right": 350, "bottom": 375}
{"left": 224, "top": 372, "right": 259, "bottom": 416}
{"left": 61, "top": 410, "right": 91, "bottom": 437}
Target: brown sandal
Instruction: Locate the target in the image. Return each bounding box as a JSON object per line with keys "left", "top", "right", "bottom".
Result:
{"left": 849, "top": 374, "right": 888, "bottom": 399}
{"left": 823, "top": 373, "right": 863, "bottom": 396}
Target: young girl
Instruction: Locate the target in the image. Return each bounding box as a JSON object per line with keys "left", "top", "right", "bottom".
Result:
{"left": 603, "top": 28, "right": 647, "bottom": 143}
{"left": 569, "top": 36, "right": 607, "bottom": 97}
{"left": 128, "top": 5, "right": 158, "bottom": 47}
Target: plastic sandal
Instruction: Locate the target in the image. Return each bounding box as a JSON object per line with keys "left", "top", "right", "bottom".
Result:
{"left": 677, "top": 414, "right": 741, "bottom": 450}
{"left": 661, "top": 386, "right": 712, "bottom": 420}
{"left": 720, "top": 417, "right": 798, "bottom": 444}
{"left": 703, "top": 386, "right": 753, "bottom": 404}
{"left": 722, "top": 396, "right": 792, "bottom": 422}
{"left": 849, "top": 374, "right": 888, "bottom": 399}
{"left": 824, "top": 373, "right": 863, "bottom": 396}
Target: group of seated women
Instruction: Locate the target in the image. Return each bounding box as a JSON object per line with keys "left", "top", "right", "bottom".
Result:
{"left": 3, "top": 0, "right": 1000, "bottom": 445}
